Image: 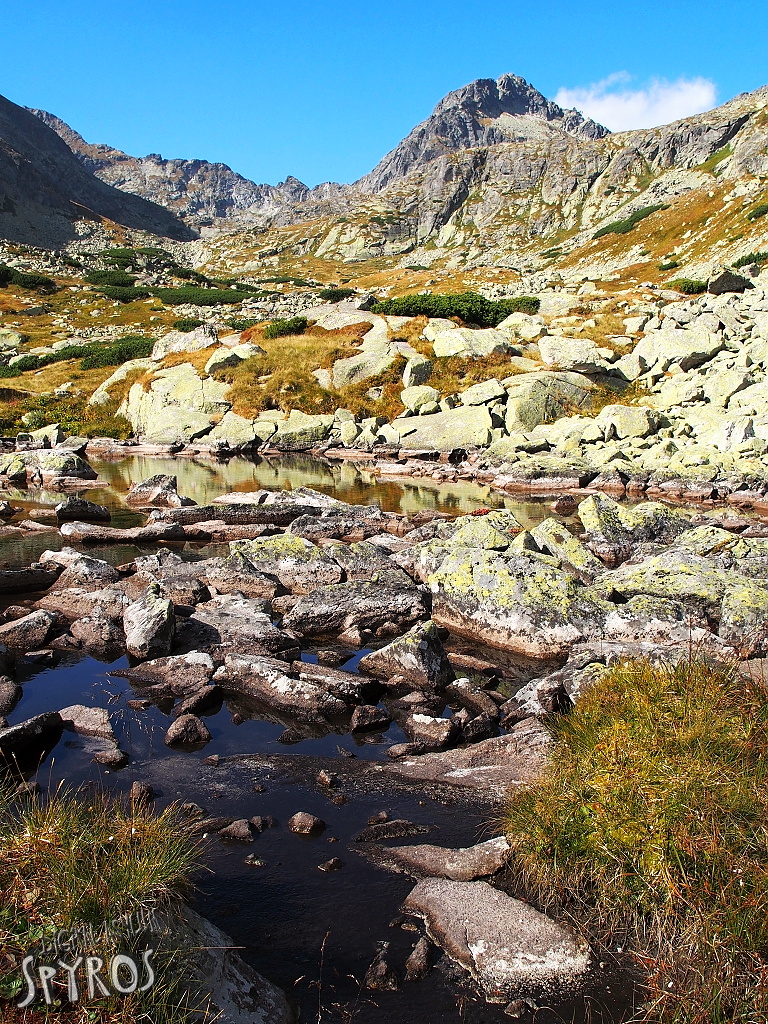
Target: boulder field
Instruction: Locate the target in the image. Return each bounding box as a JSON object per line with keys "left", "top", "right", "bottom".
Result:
{"left": 77, "top": 282, "right": 768, "bottom": 500}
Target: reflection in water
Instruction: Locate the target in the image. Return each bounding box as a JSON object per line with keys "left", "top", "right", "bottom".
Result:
{"left": 0, "top": 452, "right": 560, "bottom": 567}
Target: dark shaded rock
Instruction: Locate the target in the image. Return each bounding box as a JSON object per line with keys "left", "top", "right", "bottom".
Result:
{"left": 172, "top": 685, "right": 223, "bottom": 718}
{"left": 130, "top": 780, "right": 155, "bottom": 807}
{"left": 70, "top": 610, "right": 125, "bottom": 657}
{"left": 365, "top": 946, "right": 399, "bottom": 991}
{"left": 317, "top": 857, "right": 343, "bottom": 872}
{"left": 707, "top": 267, "right": 753, "bottom": 294}
{"left": 0, "top": 677, "right": 22, "bottom": 716}
{"left": 283, "top": 580, "right": 428, "bottom": 638}
{"left": 292, "top": 661, "right": 383, "bottom": 705}
{"left": 354, "top": 819, "right": 432, "bottom": 843}
{"left": 218, "top": 819, "right": 253, "bottom": 842}
{"left": 288, "top": 811, "right": 326, "bottom": 834}
{"left": 446, "top": 679, "right": 501, "bottom": 719}
{"left": 164, "top": 714, "right": 211, "bottom": 748}
{"left": 404, "top": 936, "right": 434, "bottom": 982}
{"left": 462, "top": 713, "right": 499, "bottom": 744}
{"left": 55, "top": 496, "right": 111, "bottom": 522}
{"left": 177, "top": 593, "right": 298, "bottom": 661}
{"left": 350, "top": 704, "right": 392, "bottom": 732}
{"left": 0, "top": 711, "right": 63, "bottom": 764}
{"left": 0, "top": 565, "right": 61, "bottom": 595}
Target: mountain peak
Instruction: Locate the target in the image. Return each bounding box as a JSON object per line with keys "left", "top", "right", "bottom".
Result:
{"left": 357, "top": 73, "right": 609, "bottom": 193}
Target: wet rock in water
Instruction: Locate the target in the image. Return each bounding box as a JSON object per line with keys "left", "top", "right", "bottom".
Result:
{"left": 402, "top": 713, "right": 458, "bottom": 750}
{"left": 112, "top": 651, "right": 215, "bottom": 695}
{"left": 0, "top": 609, "right": 59, "bottom": 651}
{"left": 360, "top": 837, "right": 510, "bottom": 881}
{"left": 189, "top": 816, "right": 236, "bottom": 834}
{"left": 404, "top": 936, "right": 434, "bottom": 982}
{"left": 0, "top": 501, "right": 18, "bottom": 519}
{"left": 365, "top": 945, "right": 400, "bottom": 991}
{"left": 0, "top": 565, "right": 62, "bottom": 594}
{"left": 445, "top": 679, "right": 501, "bottom": 720}
{"left": 130, "top": 780, "right": 155, "bottom": 807}
{"left": 358, "top": 621, "right": 454, "bottom": 690}
{"left": 58, "top": 704, "right": 115, "bottom": 741}
{"left": 70, "top": 610, "right": 125, "bottom": 657}
{"left": 55, "top": 496, "right": 111, "bottom": 523}
{"left": 291, "top": 661, "right": 383, "bottom": 706}
{"left": 164, "top": 714, "right": 212, "bottom": 748}
{"left": 249, "top": 815, "right": 272, "bottom": 832}
{"left": 172, "top": 685, "right": 223, "bottom": 718}
{"left": 218, "top": 654, "right": 347, "bottom": 721}
{"left": 126, "top": 474, "right": 196, "bottom": 508}
{"left": 218, "top": 819, "right": 253, "bottom": 842}
{"left": 60, "top": 520, "right": 188, "bottom": 544}
{"left": 177, "top": 593, "right": 299, "bottom": 661}
{"left": 229, "top": 533, "right": 344, "bottom": 594}
{"left": 354, "top": 819, "right": 432, "bottom": 842}
{"left": 316, "top": 769, "right": 338, "bottom": 788}
{"left": 0, "top": 711, "right": 63, "bottom": 764}
{"left": 244, "top": 855, "right": 267, "bottom": 868}
{"left": 283, "top": 580, "right": 428, "bottom": 638}
{"left": 0, "top": 678, "right": 22, "bottom": 716}
{"left": 317, "top": 857, "right": 343, "bottom": 872}
{"left": 350, "top": 704, "right": 392, "bottom": 732}
{"left": 404, "top": 878, "right": 590, "bottom": 1002}
{"left": 288, "top": 811, "right": 326, "bottom": 834}
{"left": 123, "top": 583, "right": 175, "bottom": 660}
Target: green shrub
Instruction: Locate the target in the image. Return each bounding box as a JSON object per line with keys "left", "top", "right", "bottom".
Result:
{"left": 592, "top": 204, "right": 670, "bottom": 239}
{"left": 404, "top": 264, "right": 430, "bottom": 271}
{"left": 371, "top": 291, "right": 539, "bottom": 326}
{"left": 80, "top": 335, "right": 154, "bottom": 369}
{"left": 747, "top": 203, "right": 768, "bottom": 221}
{"left": 318, "top": 287, "right": 356, "bottom": 303}
{"left": 97, "top": 284, "right": 151, "bottom": 302}
{"left": 667, "top": 278, "right": 707, "bottom": 294}
{"left": 658, "top": 259, "right": 680, "bottom": 272}
{"left": 151, "top": 287, "right": 249, "bottom": 306}
{"left": 86, "top": 269, "right": 137, "bottom": 287}
{"left": 263, "top": 316, "right": 308, "bottom": 339}
{"left": 226, "top": 317, "right": 261, "bottom": 331}
{"left": 0, "top": 263, "right": 57, "bottom": 293}
{"left": 734, "top": 251, "right": 768, "bottom": 268}
{"left": 173, "top": 317, "right": 204, "bottom": 333}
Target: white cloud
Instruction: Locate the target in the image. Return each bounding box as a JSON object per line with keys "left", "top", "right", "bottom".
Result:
{"left": 554, "top": 73, "right": 717, "bottom": 132}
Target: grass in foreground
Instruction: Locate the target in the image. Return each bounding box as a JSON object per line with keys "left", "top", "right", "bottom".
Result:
{"left": 0, "top": 785, "right": 202, "bottom": 1023}
{"left": 501, "top": 657, "right": 768, "bottom": 1024}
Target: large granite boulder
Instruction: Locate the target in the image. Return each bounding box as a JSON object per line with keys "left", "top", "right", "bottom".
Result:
{"left": 397, "top": 406, "right": 494, "bottom": 451}
{"left": 119, "top": 362, "right": 231, "bottom": 443}
{"left": 505, "top": 372, "right": 593, "bottom": 431}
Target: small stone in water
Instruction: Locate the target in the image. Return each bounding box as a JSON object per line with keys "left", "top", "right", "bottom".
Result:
{"left": 368, "top": 810, "right": 389, "bottom": 826}
{"left": 317, "top": 857, "right": 343, "bottom": 872}
{"left": 316, "top": 769, "right": 338, "bottom": 788}
{"left": 244, "top": 855, "right": 267, "bottom": 868}
{"left": 182, "top": 802, "right": 205, "bottom": 818}
{"left": 201, "top": 753, "right": 220, "bottom": 765}
{"left": 288, "top": 811, "right": 326, "bottom": 835}
{"left": 130, "top": 781, "right": 154, "bottom": 807}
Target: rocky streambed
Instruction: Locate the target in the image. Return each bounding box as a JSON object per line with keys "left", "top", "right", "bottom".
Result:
{"left": 2, "top": 452, "right": 768, "bottom": 1022}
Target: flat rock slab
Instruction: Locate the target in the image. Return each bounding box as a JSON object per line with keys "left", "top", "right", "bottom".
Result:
{"left": 404, "top": 878, "right": 591, "bottom": 1002}
{"left": 360, "top": 836, "right": 509, "bottom": 880}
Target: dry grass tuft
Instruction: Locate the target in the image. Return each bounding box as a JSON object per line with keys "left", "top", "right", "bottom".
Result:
{"left": 501, "top": 656, "right": 768, "bottom": 1023}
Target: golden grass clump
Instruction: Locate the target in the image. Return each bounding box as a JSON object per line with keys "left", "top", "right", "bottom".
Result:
{"left": 502, "top": 657, "right": 768, "bottom": 1023}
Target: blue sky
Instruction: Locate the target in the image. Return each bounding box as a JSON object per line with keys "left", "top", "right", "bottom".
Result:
{"left": 4, "top": 0, "right": 767, "bottom": 187}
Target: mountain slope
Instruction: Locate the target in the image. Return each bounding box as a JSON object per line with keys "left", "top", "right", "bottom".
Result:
{"left": 0, "top": 94, "right": 194, "bottom": 247}
{"left": 31, "top": 109, "right": 343, "bottom": 231}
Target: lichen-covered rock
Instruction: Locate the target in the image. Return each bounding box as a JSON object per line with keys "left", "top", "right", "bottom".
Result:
{"left": 505, "top": 372, "right": 593, "bottom": 432}
{"left": 578, "top": 494, "right": 691, "bottom": 566}
{"left": 595, "top": 404, "right": 659, "bottom": 439}
{"left": 123, "top": 583, "right": 175, "bottom": 660}
{"left": 230, "top": 533, "right": 344, "bottom": 594}
{"left": 204, "top": 342, "right": 265, "bottom": 374}
{"left": 530, "top": 518, "right": 604, "bottom": 582}
{"left": 401, "top": 385, "right": 440, "bottom": 412}
{"left": 359, "top": 621, "right": 454, "bottom": 690}
{"left": 459, "top": 378, "right": 506, "bottom": 406}
{"left": 633, "top": 327, "right": 723, "bottom": 373}
{"left": 428, "top": 548, "right": 607, "bottom": 658}
{"left": 271, "top": 410, "right": 335, "bottom": 450}
{"left": 432, "top": 327, "right": 514, "bottom": 359}
{"left": 396, "top": 406, "right": 494, "bottom": 451}
{"left": 537, "top": 336, "right": 609, "bottom": 373}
